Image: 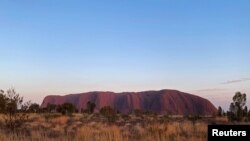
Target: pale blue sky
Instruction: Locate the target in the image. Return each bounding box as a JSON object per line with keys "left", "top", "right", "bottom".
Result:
{"left": 0, "top": 0, "right": 250, "bottom": 109}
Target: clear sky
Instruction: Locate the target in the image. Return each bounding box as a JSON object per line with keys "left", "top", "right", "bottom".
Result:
{"left": 0, "top": 0, "right": 249, "bottom": 110}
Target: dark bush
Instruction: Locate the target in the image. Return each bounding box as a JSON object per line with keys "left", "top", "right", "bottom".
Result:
{"left": 100, "top": 106, "right": 118, "bottom": 122}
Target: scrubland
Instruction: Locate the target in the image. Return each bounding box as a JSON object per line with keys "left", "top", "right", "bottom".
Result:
{"left": 0, "top": 113, "right": 238, "bottom": 141}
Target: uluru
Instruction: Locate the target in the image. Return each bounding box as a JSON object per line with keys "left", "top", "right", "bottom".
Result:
{"left": 41, "top": 89, "right": 217, "bottom": 115}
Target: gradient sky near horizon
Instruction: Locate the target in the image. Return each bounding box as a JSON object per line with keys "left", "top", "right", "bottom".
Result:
{"left": 0, "top": 0, "right": 250, "bottom": 110}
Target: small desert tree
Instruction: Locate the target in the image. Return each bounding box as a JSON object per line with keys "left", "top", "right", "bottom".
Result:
{"left": 57, "top": 103, "right": 76, "bottom": 115}
{"left": 28, "top": 103, "right": 40, "bottom": 113}
{"left": 228, "top": 92, "right": 247, "bottom": 121}
{"left": 0, "top": 88, "right": 30, "bottom": 132}
{"left": 243, "top": 106, "right": 248, "bottom": 117}
{"left": 87, "top": 101, "right": 96, "bottom": 114}
{"left": 100, "top": 106, "right": 118, "bottom": 122}
{"left": 47, "top": 103, "right": 57, "bottom": 113}
{"left": 248, "top": 110, "right": 250, "bottom": 118}
{"left": 0, "top": 90, "right": 7, "bottom": 113}
{"left": 217, "top": 106, "right": 223, "bottom": 117}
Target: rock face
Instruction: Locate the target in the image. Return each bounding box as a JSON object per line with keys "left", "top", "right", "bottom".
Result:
{"left": 41, "top": 89, "right": 217, "bottom": 115}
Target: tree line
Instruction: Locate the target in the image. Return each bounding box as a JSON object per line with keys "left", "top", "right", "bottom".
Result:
{"left": 217, "top": 92, "right": 250, "bottom": 122}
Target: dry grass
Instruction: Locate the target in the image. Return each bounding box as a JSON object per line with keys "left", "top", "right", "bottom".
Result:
{"left": 0, "top": 114, "right": 238, "bottom": 141}
{"left": 215, "top": 116, "right": 228, "bottom": 123}
{"left": 76, "top": 124, "right": 123, "bottom": 141}
{"left": 50, "top": 116, "right": 69, "bottom": 125}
